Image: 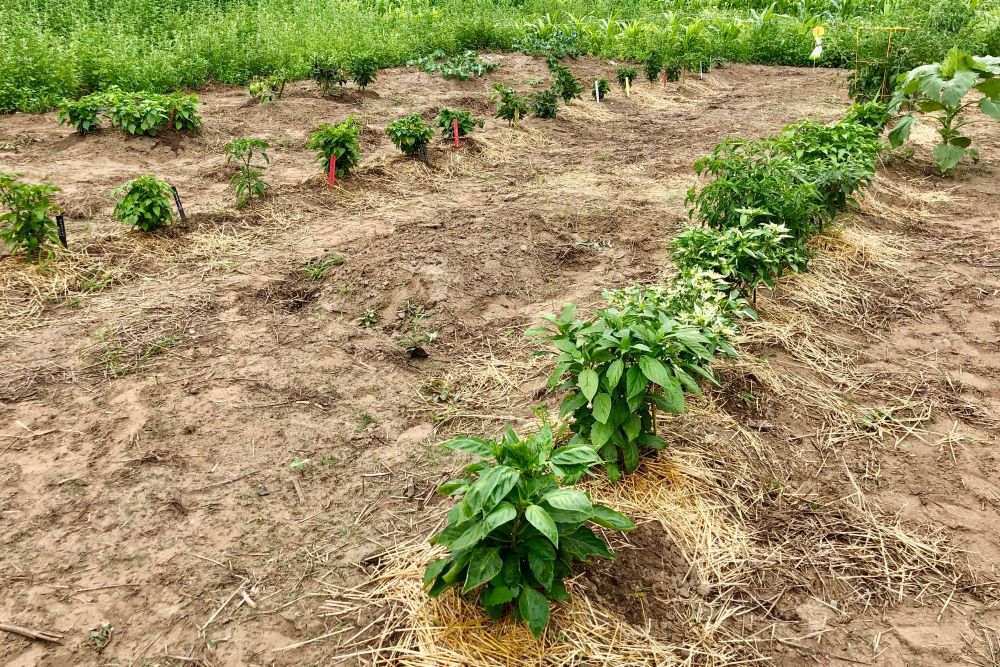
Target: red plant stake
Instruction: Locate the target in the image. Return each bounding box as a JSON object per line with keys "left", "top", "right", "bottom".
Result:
{"left": 661, "top": 71, "right": 666, "bottom": 86}
{"left": 328, "top": 154, "right": 336, "bottom": 187}
{"left": 452, "top": 117, "right": 460, "bottom": 148}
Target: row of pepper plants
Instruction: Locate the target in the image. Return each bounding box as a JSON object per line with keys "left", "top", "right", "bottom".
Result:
{"left": 420, "top": 100, "right": 889, "bottom": 637}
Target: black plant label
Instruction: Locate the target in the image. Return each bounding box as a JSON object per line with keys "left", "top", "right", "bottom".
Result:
{"left": 171, "top": 185, "right": 187, "bottom": 222}
{"left": 55, "top": 214, "right": 67, "bottom": 247}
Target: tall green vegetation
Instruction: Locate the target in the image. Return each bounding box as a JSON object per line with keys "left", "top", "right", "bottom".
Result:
{"left": 1, "top": 0, "right": 992, "bottom": 113}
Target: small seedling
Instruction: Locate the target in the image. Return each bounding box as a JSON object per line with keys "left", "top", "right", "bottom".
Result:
{"left": 224, "top": 137, "right": 270, "bottom": 207}
{"left": 358, "top": 308, "right": 378, "bottom": 327}
{"left": 399, "top": 315, "right": 437, "bottom": 358}
{"left": 592, "top": 78, "right": 610, "bottom": 101}
{"left": 89, "top": 622, "right": 113, "bottom": 649}
{"left": 532, "top": 88, "right": 559, "bottom": 119}
{"left": 491, "top": 83, "right": 529, "bottom": 126}
{"left": 0, "top": 172, "right": 61, "bottom": 257}
{"left": 302, "top": 253, "right": 344, "bottom": 280}
{"left": 290, "top": 457, "right": 310, "bottom": 473}
{"left": 435, "top": 108, "right": 484, "bottom": 139}
{"left": 307, "top": 116, "right": 361, "bottom": 179}
{"left": 386, "top": 113, "right": 434, "bottom": 156}
{"left": 112, "top": 174, "right": 174, "bottom": 232}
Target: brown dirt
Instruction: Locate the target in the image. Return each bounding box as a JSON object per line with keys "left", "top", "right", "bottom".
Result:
{"left": 2, "top": 55, "right": 999, "bottom": 666}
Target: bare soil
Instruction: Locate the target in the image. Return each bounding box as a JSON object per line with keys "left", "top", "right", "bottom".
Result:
{"left": 2, "top": 56, "right": 999, "bottom": 666}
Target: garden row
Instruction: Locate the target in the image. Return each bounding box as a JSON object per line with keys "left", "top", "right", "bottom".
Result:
{"left": 2, "top": 0, "right": 995, "bottom": 112}
{"left": 418, "top": 48, "right": 1000, "bottom": 638}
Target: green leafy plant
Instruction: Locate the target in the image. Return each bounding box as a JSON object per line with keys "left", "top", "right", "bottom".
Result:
{"left": 307, "top": 116, "right": 362, "bottom": 178}
{"left": 112, "top": 174, "right": 174, "bottom": 232}
{"left": 310, "top": 56, "right": 348, "bottom": 95}
{"left": 386, "top": 113, "right": 434, "bottom": 156}
{"left": 665, "top": 63, "right": 682, "bottom": 82}
{"left": 531, "top": 290, "right": 735, "bottom": 481}
{"left": 888, "top": 47, "right": 1000, "bottom": 174}
{"left": 57, "top": 95, "right": 103, "bottom": 134}
{"left": 164, "top": 93, "right": 201, "bottom": 131}
{"left": 435, "top": 108, "right": 485, "bottom": 139}
{"left": 424, "top": 425, "right": 634, "bottom": 636}
{"left": 303, "top": 253, "right": 344, "bottom": 280}
{"left": 592, "top": 78, "right": 610, "bottom": 100}
{"left": 550, "top": 62, "right": 583, "bottom": 102}
{"left": 0, "top": 172, "right": 61, "bottom": 257}
{"left": 409, "top": 50, "right": 498, "bottom": 81}
{"left": 399, "top": 314, "right": 438, "bottom": 358}
{"left": 348, "top": 54, "right": 380, "bottom": 89}
{"left": 644, "top": 52, "right": 664, "bottom": 82}
{"left": 248, "top": 73, "right": 286, "bottom": 103}
{"left": 532, "top": 88, "right": 560, "bottom": 119}
{"left": 616, "top": 67, "right": 638, "bottom": 90}
{"left": 492, "top": 84, "right": 529, "bottom": 126}
{"left": 104, "top": 90, "right": 169, "bottom": 137}
{"left": 670, "top": 214, "right": 809, "bottom": 303}
{"left": 843, "top": 101, "right": 891, "bottom": 129}
{"left": 224, "top": 137, "right": 270, "bottom": 207}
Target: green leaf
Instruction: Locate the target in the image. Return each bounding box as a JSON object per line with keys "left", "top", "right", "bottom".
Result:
{"left": 559, "top": 391, "right": 588, "bottom": 418}
{"left": 887, "top": 115, "right": 914, "bottom": 148}
{"left": 423, "top": 558, "right": 450, "bottom": 589}
{"left": 976, "top": 78, "right": 1000, "bottom": 101}
{"left": 518, "top": 587, "right": 550, "bottom": 637}
{"left": 638, "top": 356, "right": 672, "bottom": 388}
{"left": 622, "top": 439, "right": 640, "bottom": 473}
{"left": 933, "top": 142, "right": 965, "bottom": 173}
{"left": 578, "top": 369, "right": 599, "bottom": 402}
{"left": 592, "top": 392, "right": 612, "bottom": 424}
{"left": 481, "top": 584, "right": 515, "bottom": 609}
{"left": 542, "top": 488, "right": 592, "bottom": 515}
{"left": 591, "top": 504, "right": 636, "bottom": 531}
{"left": 591, "top": 420, "right": 614, "bottom": 448}
{"left": 626, "top": 364, "right": 647, "bottom": 399}
{"left": 444, "top": 436, "right": 493, "bottom": 458}
{"left": 622, "top": 413, "right": 642, "bottom": 441}
{"left": 482, "top": 501, "right": 517, "bottom": 533}
{"left": 463, "top": 547, "right": 503, "bottom": 593}
{"left": 979, "top": 97, "right": 1000, "bottom": 122}
{"left": 525, "top": 504, "right": 559, "bottom": 546}
{"left": 436, "top": 479, "right": 468, "bottom": 496}
{"left": 525, "top": 538, "right": 556, "bottom": 590}
{"left": 550, "top": 444, "right": 601, "bottom": 467}
{"left": 560, "top": 526, "right": 613, "bottom": 559}
{"left": 605, "top": 360, "right": 624, "bottom": 389}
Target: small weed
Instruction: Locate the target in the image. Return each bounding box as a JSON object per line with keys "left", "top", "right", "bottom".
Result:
{"left": 302, "top": 253, "right": 344, "bottom": 280}
{"left": 290, "top": 457, "right": 310, "bottom": 473}
{"left": 358, "top": 308, "right": 378, "bottom": 327}
{"left": 90, "top": 622, "right": 113, "bottom": 649}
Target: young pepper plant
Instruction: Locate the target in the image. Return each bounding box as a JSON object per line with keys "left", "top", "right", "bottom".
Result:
{"left": 530, "top": 291, "right": 733, "bottom": 482}
{"left": 888, "top": 47, "right": 1000, "bottom": 174}
{"left": 0, "top": 172, "right": 61, "bottom": 257}
{"left": 424, "top": 425, "right": 634, "bottom": 637}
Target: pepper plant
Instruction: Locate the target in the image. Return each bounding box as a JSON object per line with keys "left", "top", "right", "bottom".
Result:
{"left": 887, "top": 47, "right": 1000, "bottom": 174}
{"left": 549, "top": 62, "right": 583, "bottom": 102}
{"left": 0, "top": 172, "right": 61, "bottom": 257}
{"left": 424, "top": 425, "right": 634, "bottom": 637}
{"left": 307, "top": 116, "right": 361, "bottom": 178}
{"left": 532, "top": 88, "right": 559, "bottom": 119}
{"left": 644, "top": 52, "right": 663, "bottom": 82}
{"left": 249, "top": 73, "right": 286, "bottom": 103}
{"left": 592, "top": 78, "right": 610, "bottom": 100}
{"left": 348, "top": 54, "right": 380, "bottom": 89}
{"left": 616, "top": 67, "right": 637, "bottom": 90}
{"left": 224, "top": 137, "right": 270, "bottom": 206}
{"left": 112, "top": 174, "right": 174, "bottom": 232}
{"left": 531, "top": 292, "right": 731, "bottom": 481}
{"left": 386, "top": 113, "right": 434, "bottom": 156}
{"left": 310, "top": 56, "right": 348, "bottom": 95}
{"left": 492, "top": 84, "right": 529, "bottom": 126}
{"left": 57, "top": 95, "right": 103, "bottom": 134}
{"left": 435, "top": 108, "right": 484, "bottom": 139}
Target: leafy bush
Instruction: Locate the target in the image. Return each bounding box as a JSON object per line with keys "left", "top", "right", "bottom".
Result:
{"left": 550, "top": 62, "right": 583, "bottom": 102}
{"left": 843, "top": 101, "right": 891, "bottom": 129}
{"left": 435, "top": 108, "right": 485, "bottom": 139}
{"left": 348, "top": 55, "right": 380, "bottom": 89}
{"left": 592, "top": 78, "right": 610, "bottom": 100}
{"left": 104, "top": 90, "right": 169, "bottom": 137}
{"left": 644, "top": 52, "right": 663, "bottom": 83}
{"left": 492, "top": 84, "right": 529, "bottom": 126}
{"left": 57, "top": 96, "right": 103, "bottom": 134}
{"left": 665, "top": 63, "right": 682, "bottom": 82}
{"left": 687, "top": 139, "right": 824, "bottom": 241}
{"left": 248, "top": 74, "right": 286, "bottom": 103}
{"left": 386, "top": 113, "right": 434, "bottom": 156}
{"left": 532, "top": 293, "right": 733, "bottom": 481}
{"left": 112, "top": 174, "right": 174, "bottom": 232}
{"left": 670, "top": 216, "right": 809, "bottom": 301}
{"left": 224, "top": 137, "right": 270, "bottom": 207}
{"left": 0, "top": 172, "right": 61, "bottom": 257}
{"left": 409, "top": 50, "right": 498, "bottom": 80}
{"left": 888, "top": 47, "right": 1000, "bottom": 174}
{"left": 424, "top": 425, "right": 634, "bottom": 637}
{"left": 307, "top": 117, "right": 362, "bottom": 178}
{"left": 775, "top": 120, "right": 882, "bottom": 218}
{"left": 310, "top": 57, "right": 348, "bottom": 95}
{"left": 616, "top": 67, "right": 637, "bottom": 89}
{"left": 532, "top": 88, "right": 559, "bottom": 119}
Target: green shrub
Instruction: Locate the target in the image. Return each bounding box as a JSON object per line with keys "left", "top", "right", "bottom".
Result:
{"left": 348, "top": 55, "right": 380, "bottom": 89}
{"left": 592, "top": 78, "right": 610, "bottom": 100}
{"left": 644, "top": 52, "right": 663, "bottom": 82}
{"left": 843, "top": 101, "right": 891, "bottom": 129}
{"left": 112, "top": 174, "right": 174, "bottom": 232}
{"left": 665, "top": 62, "right": 682, "bottom": 82}
{"left": 616, "top": 67, "right": 637, "bottom": 89}
{"left": 550, "top": 62, "right": 583, "bottom": 102}
{"left": 310, "top": 57, "right": 348, "bottom": 95}
{"left": 435, "top": 108, "right": 485, "bottom": 139}
{"left": 491, "top": 83, "right": 529, "bottom": 126}
{"left": 532, "top": 88, "right": 559, "bottom": 119}
{"left": 307, "top": 117, "right": 362, "bottom": 178}
{"left": 424, "top": 425, "right": 634, "bottom": 637}
{"left": 104, "top": 90, "right": 169, "bottom": 137}
{"left": 0, "top": 172, "right": 61, "bottom": 257}
{"left": 248, "top": 73, "right": 286, "bottom": 103}
{"left": 409, "top": 50, "right": 498, "bottom": 80}
{"left": 164, "top": 93, "right": 201, "bottom": 131}
{"left": 224, "top": 137, "right": 270, "bottom": 207}
{"left": 386, "top": 113, "right": 434, "bottom": 156}
{"left": 62, "top": 89, "right": 201, "bottom": 137}
{"left": 57, "top": 95, "right": 104, "bottom": 134}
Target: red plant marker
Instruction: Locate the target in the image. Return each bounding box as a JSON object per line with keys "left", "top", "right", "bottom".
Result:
{"left": 452, "top": 117, "right": 460, "bottom": 148}
{"left": 661, "top": 71, "right": 666, "bottom": 86}
{"left": 328, "top": 154, "right": 336, "bottom": 187}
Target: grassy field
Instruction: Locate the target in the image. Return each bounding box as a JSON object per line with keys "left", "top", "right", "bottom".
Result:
{"left": 2, "top": 0, "right": 998, "bottom": 112}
